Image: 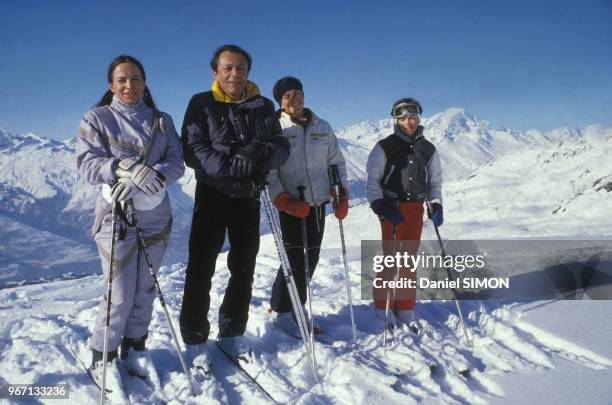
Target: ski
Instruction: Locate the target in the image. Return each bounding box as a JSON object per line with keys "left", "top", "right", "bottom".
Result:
{"left": 191, "top": 364, "right": 212, "bottom": 378}
{"left": 68, "top": 345, "right": 168, "bottom": 404}
{"left": 214, "top": 341, "right": 278, "bottom": 403}
{"left": 67, "top": 345, "right": 131, "bottom": 405}
{"left": 408, "top": 325, "right": 472, "bottom": 379}
{"left": 380, "top": 313, "right": 472, "bottom": 379}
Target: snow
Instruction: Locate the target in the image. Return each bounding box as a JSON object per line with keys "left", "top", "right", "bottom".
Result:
{"left": 1, "top": 203, "right": 611, "bottom": 403}
{"left": 1, "top": 112, "right": 611, "bottom": 403}
{"left": 494, "top": 301, "right": 612, "bottom": 405}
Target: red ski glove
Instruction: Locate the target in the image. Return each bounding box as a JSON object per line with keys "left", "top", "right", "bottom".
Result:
{"left": 274, "top": 192, "right": 310, "bottom": 218}
{"left": 331, "top": 186, "right": 349, "bottom": 220}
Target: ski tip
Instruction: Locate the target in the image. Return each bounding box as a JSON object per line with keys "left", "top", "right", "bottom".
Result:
{"left": 236, "top": 354, "right": 253, "bottom": 365}
{"left": 192, "top": 365, "right": 211, "bottom": 378}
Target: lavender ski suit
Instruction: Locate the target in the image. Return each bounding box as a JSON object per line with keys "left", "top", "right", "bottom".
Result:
{"left": 76, "top": 96, "right": 184, "bottom": 352}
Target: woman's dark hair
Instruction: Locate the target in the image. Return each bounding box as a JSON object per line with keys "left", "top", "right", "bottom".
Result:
{"left": 210, "top": 44, "right": 252, "bottom": 73}
{"left": 96, "top": 55, "right": 157, "bottom": 108}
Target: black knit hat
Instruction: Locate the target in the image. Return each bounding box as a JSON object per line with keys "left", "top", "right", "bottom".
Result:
{"left": 273, "top": 76, "right": 303, "bottom": 105}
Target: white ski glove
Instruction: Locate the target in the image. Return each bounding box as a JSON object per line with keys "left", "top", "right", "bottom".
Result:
{"left": 132, "top": 165, "right": 166, "bottom": 196}
{"left": 115, "top": 157, "right": 140, "bottom": 178}
{"left": 115, "top": 158, "right": 166, "bottom": 196}
{"left": 111, "top": 177, "right": 140, "bottom": 202}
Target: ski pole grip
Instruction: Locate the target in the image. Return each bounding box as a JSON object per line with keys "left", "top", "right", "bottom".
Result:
{"left": 425, "top": 200, "right": 433, "bottom": 218}
{"left": 328, "top": 164, "right": 342, "bottom": 187}
{"left": 297, "top": 185, "right": 306, "bottom": 202}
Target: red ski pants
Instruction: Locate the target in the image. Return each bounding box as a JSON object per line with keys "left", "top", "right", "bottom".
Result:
{"left": 373, "top": 202, "right": 423, "bottom": 310}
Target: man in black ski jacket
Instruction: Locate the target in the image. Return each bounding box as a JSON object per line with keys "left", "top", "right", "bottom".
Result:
{"left": 179, "top": 44, "right": 289, "bottom": 370}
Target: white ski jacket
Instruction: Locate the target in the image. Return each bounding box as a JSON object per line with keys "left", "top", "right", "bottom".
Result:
{"left": 76, "top": 96, "right": 185, "bottom": 233}
{"left": 267, "top": 110, "right": 347, "bottom": 206}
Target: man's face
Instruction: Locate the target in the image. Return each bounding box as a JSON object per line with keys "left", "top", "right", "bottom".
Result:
{"left": 213, "top": 51, "right": 249, "bottom": 100}
{"left": 397, "top": 114, "right": 420, "bottom": 136}
{"left": 280, "top": 89, "right": 304, "bottom": 117}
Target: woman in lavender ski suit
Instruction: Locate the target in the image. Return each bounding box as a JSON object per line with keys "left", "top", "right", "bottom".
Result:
{"left": 75, "top": 55, "right": 184, "bottom": 391}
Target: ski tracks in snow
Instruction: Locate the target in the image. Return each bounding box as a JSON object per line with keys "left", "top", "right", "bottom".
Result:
{"left": 1, "top": 256, "right": 611, "bottom": 404}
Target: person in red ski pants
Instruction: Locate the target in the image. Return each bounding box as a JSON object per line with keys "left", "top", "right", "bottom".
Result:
{"left": 366, "top": 97, "right": 444, "bottom": 331}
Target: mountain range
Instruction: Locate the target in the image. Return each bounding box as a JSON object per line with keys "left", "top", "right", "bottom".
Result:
{"left": 1, "top": 108, "right": 610, "bottom": 287}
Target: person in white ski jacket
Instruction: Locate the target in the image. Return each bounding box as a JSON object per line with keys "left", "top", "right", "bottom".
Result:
{"left": 75, "top": 55, "right": 184, "bottom": 393}
{"left": 266, "top": 77, "right": 349, "bottom": 336}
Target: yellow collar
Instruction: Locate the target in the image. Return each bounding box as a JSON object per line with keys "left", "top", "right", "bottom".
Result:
{"left": 212, "top": 80, "right": 261, "bottom": 103}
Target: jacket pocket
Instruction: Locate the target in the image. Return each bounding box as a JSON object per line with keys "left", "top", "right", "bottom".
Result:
{"left": 310, "top": 133, "right": 329, "bottom": 164}
{"left": 311, "top": 133, "right": 329, "bottom": 145}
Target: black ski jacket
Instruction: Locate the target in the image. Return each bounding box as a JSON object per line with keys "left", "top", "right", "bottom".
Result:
{"left": 181, "top": 91, "right": 289, "bottom": 198}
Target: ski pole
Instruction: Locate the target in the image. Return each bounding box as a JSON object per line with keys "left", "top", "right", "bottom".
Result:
{"left": 426, "top": 201, "right": 472, "bottom": 346}
{"left": 383, "top": 221, "right": 397, "bottom": 348}
{"left": 261, "top": 186, "right": 319, "bottom": 383}
{"left": 100, "top": 201, "right": 118, "bottom": 405}
{"left": 297, "top": 186, "right": 318, "bottom": 377}
{"left": 327, "top": 165, "right": 357, "bottom": 344}
{"left": 125, "top": 201, "right": 196, "bottom": 396}
{"left": 383, "top": 201, "right": 404, "bottom": 348}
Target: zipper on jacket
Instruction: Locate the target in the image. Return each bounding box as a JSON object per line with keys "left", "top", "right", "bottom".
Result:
{"left": 231, "top": 106, "right": 246, "bottom": 142}
{"left": 234, "top": 115, "right": 245, "bottom": 142}
{"left": 304, "top": 125, "right": 316, "bottom": 204}
{"left": 383, "top": 165, "right": 396, "bottom": 184}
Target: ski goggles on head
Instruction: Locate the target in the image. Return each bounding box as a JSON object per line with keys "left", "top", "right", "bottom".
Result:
{"left": 391, "top": 102, "right": 421, "bottom": 118}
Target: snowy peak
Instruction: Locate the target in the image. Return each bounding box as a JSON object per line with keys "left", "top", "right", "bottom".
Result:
{"left": 546, "top": 127, "right": 581, "bottom": 143}
{"left": 335, "top": 117, "right": 394, "bottom": 146}
{"left": 0, "top": 128, "right": 76, "bottom": 199}
{"left": 62, "top": 136, "right": 78, "bottom": 150}
{"left": 334, "top": 108, "right": 611, "bottom": 183}
{"left": 337, "top": 108, "right": 490, "bottom": 150}
{"left": 1, "top": 110, "right": 611, "bottom": 286}
{"left": 424, "top": 107, "right": 478, "bottom": 137}
{"left": 339, "top": 108, "right": 507, "bottom": 179}
{"left": 0, "top": 127, "right": 72, "bottom": 154}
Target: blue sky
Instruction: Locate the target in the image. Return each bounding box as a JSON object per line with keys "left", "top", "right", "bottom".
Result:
{"left": 1, "top": 0, "right": 611, "bottom": 140}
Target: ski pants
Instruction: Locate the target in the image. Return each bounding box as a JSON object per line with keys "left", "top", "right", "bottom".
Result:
{"left": 91, "top": 196, "right": 172, "bottom": 352}
{"left": 373, "top": 201, "right": 423, "bottom": 311}
{"left": 179, "top": 182, "right": 260, "bottom": 344}
{"left": 270, "top": 204, "right": 326, "bottom": 313}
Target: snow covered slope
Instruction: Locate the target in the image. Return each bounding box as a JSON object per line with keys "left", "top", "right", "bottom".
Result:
{"left": 0, "top": 204, "right": 610, "bottom": 404}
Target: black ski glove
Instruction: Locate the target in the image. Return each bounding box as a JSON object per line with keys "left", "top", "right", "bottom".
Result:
{"left": 230, "top": 143, "right": 257, "bottom": 178}
{"left": 230, "top": 140, "right": 271, "bottom": 178}
{"left": 229, "top": 154, "right": 254, "bottom": 178}
{"left": 427, "top": 202, "right": 444, "bottom": 227}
